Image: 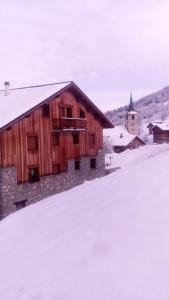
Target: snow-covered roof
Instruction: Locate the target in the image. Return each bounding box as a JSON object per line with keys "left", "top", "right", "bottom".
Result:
{"left": 0, "top": 81, "right": 113, "bottom": 129}
{"left": 127, "top": 110, "right": 137, "bottom": 115}
{"left": 147, "top": 121, "right": 166, "bottom": 128}
{"left": 147, "top": 120, "right": 169, "bottom": 131}
{"left": 154, "top": 122, "right": 169, "bottom": 131}
{"left": 0, "top": 82, "right": 71, "bottom": 128}
{"left": 104, "top": 126, "right": 138, "bottom": 146}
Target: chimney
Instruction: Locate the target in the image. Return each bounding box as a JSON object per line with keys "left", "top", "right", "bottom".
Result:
{"left": 4, "top": 81, "right": 10, "bottom": 96}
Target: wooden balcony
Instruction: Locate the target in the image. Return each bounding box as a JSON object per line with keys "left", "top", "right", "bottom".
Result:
{"left": 53, "top": 118, "right": 87, "bottom": 130}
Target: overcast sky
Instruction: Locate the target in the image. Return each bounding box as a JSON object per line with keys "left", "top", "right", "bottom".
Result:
{"left": 0, "top": 0, "right": 169, "bottom": 111}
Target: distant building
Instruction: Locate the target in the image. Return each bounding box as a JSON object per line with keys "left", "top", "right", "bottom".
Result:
{"left": 149, "top": 122, "right": 169, "bottom": 143}
{"left": 104, "top": 126, "right": 145, "bottom": 154}
{"left": 147, "top": 121, "right": 166, "bottom": 135}
{"left": 125, "top": 93, "right": 140, "bottom": 135}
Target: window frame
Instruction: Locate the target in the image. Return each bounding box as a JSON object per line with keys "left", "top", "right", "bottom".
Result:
{"left": 27, "top": 134, "right": 38, "bottom": 152}
{"left": 75, "top": 160, "right": 81, "bottom": 170}
{"left": 90, "top": 157, "right": 96, "bottom": 169}
{"left": 59, "top": 106, "right": 73, "bottom": 118}
{"left": 28, "top": 167, "right": 40, "bottom": 183}
{"left": 73, "top": 131, "right": 80, "bottom": 144}
{"left": 14, "top": 199, "right": 27, "bottom": 211}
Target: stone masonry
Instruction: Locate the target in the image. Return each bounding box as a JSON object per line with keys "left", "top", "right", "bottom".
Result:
{"left": 0, "top": 150, "right": 105, "bottom": 219}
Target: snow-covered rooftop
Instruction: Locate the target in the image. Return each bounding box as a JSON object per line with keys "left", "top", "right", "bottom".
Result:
{"left": 153, "top": 121, "right": 169, "bottom": 131}
{"left": 104, "top": 126, "right": 137, "bottom": 146}
{"left": 0, "top": 82, "right": 71, "bottom": 128}
{"left": 147, "top": 120, "right": 166, "bottom": 127}
{"left": 127, "top": 110, "right": 137, "bottom": 115}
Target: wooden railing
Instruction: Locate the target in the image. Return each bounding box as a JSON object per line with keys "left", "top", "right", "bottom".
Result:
{"left": 53, "top": 118, "right": 87, "bottom": 130}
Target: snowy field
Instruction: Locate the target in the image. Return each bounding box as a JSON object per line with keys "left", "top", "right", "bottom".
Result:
{"left": 1, "top": 144, "right": 169, "bottom": 299}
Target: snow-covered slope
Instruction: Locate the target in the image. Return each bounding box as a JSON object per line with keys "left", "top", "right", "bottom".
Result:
{"left": 1, "top": 145, "right": 169, "bottom": 299}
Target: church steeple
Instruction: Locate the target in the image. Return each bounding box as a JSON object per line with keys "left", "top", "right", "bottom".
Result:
{"left": 125, "top": 92, "right": 140, "bottom": 135}
{"left": 128, "top": 92, "right": 135, "bottom": 112}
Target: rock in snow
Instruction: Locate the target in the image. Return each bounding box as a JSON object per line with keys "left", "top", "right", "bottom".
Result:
{"left": 0, "top": 144, "right": 169, "bottom": 299}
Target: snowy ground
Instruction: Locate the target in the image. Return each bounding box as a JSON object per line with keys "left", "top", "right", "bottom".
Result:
{"left": 1, "top": 144, "right": 169, "bottom": 299}
{"left": 105, "top": 143, "right": 169, "bottom": 169}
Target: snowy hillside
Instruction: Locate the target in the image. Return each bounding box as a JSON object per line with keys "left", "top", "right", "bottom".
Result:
{"left": 1, "top": 145, "right": 169, "bottom": 299}
{"left": 106, "top": 85, "right": 169, "bottom": 126}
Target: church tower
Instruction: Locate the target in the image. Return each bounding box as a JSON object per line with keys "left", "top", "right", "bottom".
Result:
{"left": 125, "top": 93, "right": 140, "bottom": 135}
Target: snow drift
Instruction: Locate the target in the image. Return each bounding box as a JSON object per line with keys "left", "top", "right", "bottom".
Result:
{"left": 0, "top": 145, "right": 169, "bottom": 299}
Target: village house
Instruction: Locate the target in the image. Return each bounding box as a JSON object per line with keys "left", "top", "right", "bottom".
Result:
{"left": 149, "top": 121, "right": 169, "bottom": 143}
{"left": 147, "top": 121, "right": 166, "bottom": 135}
{"left": 0, "top": 81, "right": 113, "bottom": 219}
{"left": 104, "top": 126, "right": 145, "bottom": 153}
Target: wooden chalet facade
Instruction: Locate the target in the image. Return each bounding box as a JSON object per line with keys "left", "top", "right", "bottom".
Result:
{"left": 0, "top": 81, "right": 113, "bottom": 219}
{"left": 151, "top": 124, "right": 169, "bottom": 144}
{"left": 147, "top": 121, "right": 166, "bottom": 135}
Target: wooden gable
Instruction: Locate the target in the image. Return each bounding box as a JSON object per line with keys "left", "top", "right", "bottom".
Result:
{"left": 0, "top": 84, "right": 113, "bottom": 183}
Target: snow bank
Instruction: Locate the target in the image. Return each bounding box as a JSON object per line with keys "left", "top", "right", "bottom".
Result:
{"left": 1, "top": 144, "right": 169, "bottom": 299}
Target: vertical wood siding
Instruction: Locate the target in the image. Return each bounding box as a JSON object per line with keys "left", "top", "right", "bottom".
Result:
{"left": 0, "top": 91, "right": 104, "bottom": 183}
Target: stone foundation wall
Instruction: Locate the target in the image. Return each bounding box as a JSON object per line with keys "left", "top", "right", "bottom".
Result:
{"left": 0, "top": 150, "right": 105, "bottom": 219}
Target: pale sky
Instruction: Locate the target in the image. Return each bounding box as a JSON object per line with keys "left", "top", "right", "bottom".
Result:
{"left": 0, "top": 0, "right": 169, "bottom": 111}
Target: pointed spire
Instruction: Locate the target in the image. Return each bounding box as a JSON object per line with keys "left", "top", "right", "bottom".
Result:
{"left": 128, "top": 92, "right": 135, "bottom": 112}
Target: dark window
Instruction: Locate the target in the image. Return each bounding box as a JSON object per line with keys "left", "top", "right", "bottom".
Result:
{"left": 89, "top": 134, "right": 96, "bottom": 147}
{"left": 14, "top": 199, "right": 27, "bottom": 211}
{"left": 90, "top": 158, "right": 96, "bottom": 169}
{"left": 42, "top": 104, "right": 50, "bottom": 117}
{"left": 52, "top": 132, "right": 60, "bottom": 146}
{"left": 80, "top": 109, "right": 85, "bottom": 118}
{"left": 28, "top": 167, "right": 40, "bottom": 183}
{"left": 59, "top": 106, "right": 72, "bottom": 118}
{"left": 131, "top": 115, "right": 135, "bottom": 120}
{"left": 75, "top": 160, "right": 80, "bottom": 170}
{"left": 27, "top": 135, "right": 38, "bottom": 151}
{"left": 66, "top": 107, "right": 72, "bottom": 118}
{"left": 73, "top": 132, "right": 79, "bottom": 144}
{"left": 52, "top": 164, "right": 60, "bottom": 174}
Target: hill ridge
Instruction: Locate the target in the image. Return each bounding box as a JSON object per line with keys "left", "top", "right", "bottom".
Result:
{"left": 106, "top": 85, "right": 169, "bottom": 126}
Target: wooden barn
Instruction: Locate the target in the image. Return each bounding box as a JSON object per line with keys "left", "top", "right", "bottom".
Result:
{"left": 150, "top": 122, "right": 169, "bottom": 143}
{"left": 0, "top": 81, "right": 113, "bottom": 219}
{"left": 104, "top": 126, "right": 145, "bottom": 153}
{"left": 147, "top": 121, "right": 166, "bottom": 135}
